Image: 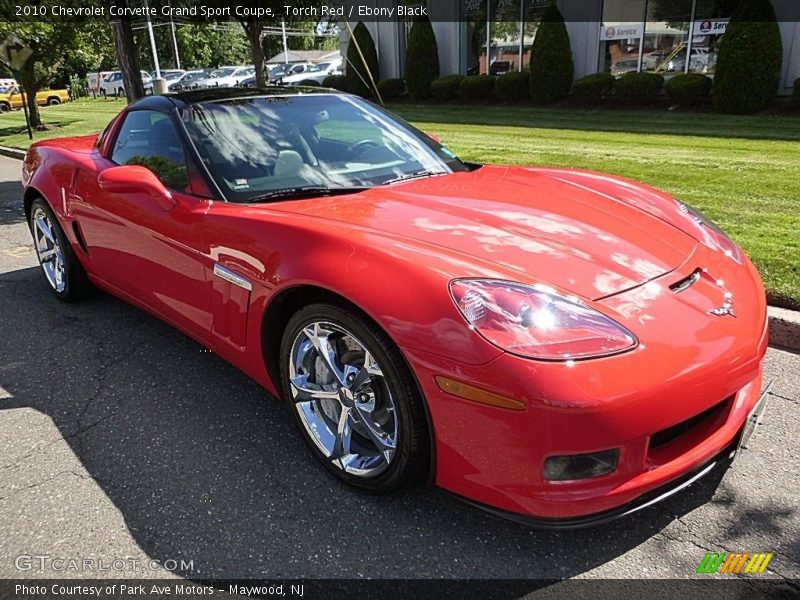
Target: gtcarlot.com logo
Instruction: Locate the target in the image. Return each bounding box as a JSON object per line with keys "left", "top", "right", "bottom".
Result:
{"left": 15, "top": 554, "right": 194, "bottom": 573}
{"left": 696, "top": 552, "right": 774, "bottom": 574}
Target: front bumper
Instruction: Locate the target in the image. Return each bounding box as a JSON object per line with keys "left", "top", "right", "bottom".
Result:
{"left": 406, "top": 251, "right": 768, "bottom": 522}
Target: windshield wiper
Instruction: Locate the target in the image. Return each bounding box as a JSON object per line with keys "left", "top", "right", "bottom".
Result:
{"left": 382, "top": 169, "right": 448, "bottom": 185}
{"left": 247, "top": 185, "right": 370, "bottom": 203}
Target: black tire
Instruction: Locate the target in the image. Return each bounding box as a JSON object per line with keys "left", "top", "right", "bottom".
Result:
{"left": 0, "top": 102, "right": 10, "bottom": 113}
{"left": 47, "top": 97, "right": 61, "bottom": 105}
{"left": 28, "top": 198, "right": 93, "bottom": 302}
{"left": 117, "top": 87, "right": 125, "bottom": 98}
{"left": 279, "top": 302, "right": 429, "bottom": 493}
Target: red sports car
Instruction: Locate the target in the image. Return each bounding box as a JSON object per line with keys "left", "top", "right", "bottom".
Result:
{"left": 22, "top": 88, "right": 769, "bottom": 526}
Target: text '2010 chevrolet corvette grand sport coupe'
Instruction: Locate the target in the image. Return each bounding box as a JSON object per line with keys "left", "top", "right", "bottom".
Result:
{"left": 22, "top": 88, "right": 769, "bottom": 527}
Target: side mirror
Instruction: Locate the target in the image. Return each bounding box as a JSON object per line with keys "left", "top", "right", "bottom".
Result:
{"left": 98, "top": 165, "right": 176, "bottom": 211}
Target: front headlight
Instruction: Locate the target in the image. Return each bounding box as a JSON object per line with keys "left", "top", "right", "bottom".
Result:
{"left": 677, "top": 202, "right": 743, "bottom": 264}
{"left": 449, "top": 279, "right": 638, "bottom": 361}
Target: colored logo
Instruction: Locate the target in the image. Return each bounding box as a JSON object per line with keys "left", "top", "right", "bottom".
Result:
{"left": 700, "top": 20, "right": 712, "bottom": 33}
{"left": 697, "top": 552, "right": 774, "bottom": 574}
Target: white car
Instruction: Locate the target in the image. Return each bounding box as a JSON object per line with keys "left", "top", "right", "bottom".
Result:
{"left": 280, "top": 61, "right": 342, "bottom": 86}
{"left": 100, "top": 71, "right": 153, "bottom": 97}
{"left": 167, "top": 70, "right": 207, "bottom": 92}
{"left": 196, "top": 66, "right": 255, "bottom": 89}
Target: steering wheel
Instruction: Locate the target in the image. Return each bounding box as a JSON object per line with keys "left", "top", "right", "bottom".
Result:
{"left": 345, "top": 139, "right": 380, "bottom": 160}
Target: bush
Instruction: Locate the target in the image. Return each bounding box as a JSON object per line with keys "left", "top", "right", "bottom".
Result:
{"left": 322, "top": 74, "right": 348, "bottom": 92}
{"left": 345, "top": 22, "right": 380, "bottom": 97}
{"left": 431, "top": 74, "right": 464, "bottom": 101}
{"left": 613, "top": 72, "right": 664, "bottom": 104}
{"left": 529, "top": 5, "right": 574, "bottom": 105}
{"left": 459, "top": 75, "right": 496, "bottom": 102}
{"left": 793, "top": 78, "right": 800, "bottom": 110}
{"left": 404, "top": 15, "right": 439, "bottom": 101}
{"left": 495, "top": 71, "right": 530, "bottom": 102}
{"left": 571, "top": 72, "right": 615, "bottom": 104}
{"left": 665, "top": 74, "right": 712, "bottom": 107}
{"left": 713, "top": 0, "right": 783, "bottom": 114}
{"left": 297, "top": 79, "right": 320, "bottom": 87}
{"left": 377, "top": 78, "right": 405, "bottom": 101}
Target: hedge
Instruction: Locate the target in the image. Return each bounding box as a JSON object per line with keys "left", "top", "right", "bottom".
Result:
{"left": 431, "top": 74, "right": 464, "bottom": 101}
{"left": 377, "top": 78, "right": 405, "bottom": 101}
{"left": 794, "top": 77, "right": 800, "bottom": 110}
{"left": 713, "top": 0, "right": 783, "bottom": 114}
{"left": 495, "top": 71, "right": 530, "bottom": 102}
{"left": 614, "top": 72, "right": 664, "bottom": 104}
{"left": 665, "top": 74, "right": 712, "bottom": 107}
{"left": 322, "top": 74, "right": 348, "bottom": 92}
{"left": 459, "top": 75, "right": 496, "bottom": 102}
{"left": 345, "top": 22, "right": 380, "bottom": 97}
{"left": 529, "top": 5, "right": 574, "bottom": 104}
{"left": 405, "top": 15, "right": 439, "bottom": 101}
{"left": 571, "top": 72, "right": 614, "bottom": 104}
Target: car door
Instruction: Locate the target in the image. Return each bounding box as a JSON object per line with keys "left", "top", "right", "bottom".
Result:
{"left": 71, "top": 109, "right": 214, "bottom": 340}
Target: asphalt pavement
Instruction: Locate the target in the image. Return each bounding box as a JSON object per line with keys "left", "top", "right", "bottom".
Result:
{"left": 0, "top": 155, "right": 798, "bottom": 584}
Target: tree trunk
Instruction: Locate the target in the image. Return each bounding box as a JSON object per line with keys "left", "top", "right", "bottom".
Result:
{"left": 108, "top": 0, "right": 145, "bottom": 101}
{"left": 244, "top": 24, "right": 267, "bottom": 88}
{"left": 17, "top": 61, "right": 42, "bottom": 129}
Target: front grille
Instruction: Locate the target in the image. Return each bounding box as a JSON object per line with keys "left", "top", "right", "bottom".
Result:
{"left": 649, "top": 397, "right": 730, "bottom": 451}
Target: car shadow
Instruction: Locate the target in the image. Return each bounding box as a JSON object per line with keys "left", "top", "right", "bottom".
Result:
{"left": 0, "top": 265, "right": 742, "bottom": 582}
{"left": 0, "top": 179, "right": 26, "bottom": 227}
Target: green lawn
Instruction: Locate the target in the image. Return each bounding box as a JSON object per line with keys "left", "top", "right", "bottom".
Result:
{"left": 1, "top": 99, "right": 797, "bottom": 307}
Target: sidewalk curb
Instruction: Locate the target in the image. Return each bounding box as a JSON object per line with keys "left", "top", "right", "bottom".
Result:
{"left": 0, "top": 144, "right": 798, "bottom": 351}
{"left": 768, "top": 306, "right": 800, "bottom": 352}
{"left": 0, "top": 145, "right": 26, "bottom": 160}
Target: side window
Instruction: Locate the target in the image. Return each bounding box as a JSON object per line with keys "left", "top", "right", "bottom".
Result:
{"left": 110, "top": 110, "right": 189, "bottom": 191}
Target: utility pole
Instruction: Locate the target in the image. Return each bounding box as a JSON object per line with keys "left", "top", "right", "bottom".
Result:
{"left": 282, "top": 20, "right": 288, "bottom": 64}
{"left": 168, "top": 0, "right": 181, "bottom": 69}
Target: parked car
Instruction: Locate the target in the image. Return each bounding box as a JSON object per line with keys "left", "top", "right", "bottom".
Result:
{"left": 167, "top": 70, "right": 207, "bottom": 92}
{"left": 280, "top": 61, "right": 343, "bottom": 86}
{"left": 22, "top": 87, "right": 769, "bottom": 527}
{"left": 0, "top": 86, "right": 70, "bottom": 112}
{"left": 198, "top": 66, "right": 256, "bottom": 88}
{"left": 151, "top": 69, "right": 185, "bottom": 81}
{"left": 268, "top": 62, "right": 313, "bottom": 84}
{"left": 100, "top": 71, "right": 153, "bottom": 97}
{"left": 488, "top": 60, "right": 512, "bottom": 76}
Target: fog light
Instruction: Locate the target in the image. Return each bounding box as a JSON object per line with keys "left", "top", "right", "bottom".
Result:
{"left": 543, "top": 449, "right": 619, "bottom": 481}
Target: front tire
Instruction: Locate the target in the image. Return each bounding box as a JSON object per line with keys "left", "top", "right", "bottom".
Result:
{"left": 47, "top": 97, "right": 61, "bottom": 105}
{"left": 279, "top": 303, "right": 429, "bottom": 493}
{"left": 0, "top": 102, "right": 10, "bottom": 112}
{"left": 29, "top": 198, "right": 92, "bottom": 301}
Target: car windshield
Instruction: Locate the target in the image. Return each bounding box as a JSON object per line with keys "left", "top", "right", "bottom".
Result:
{"left": 180, "top": 94, "right": 468, "bottom": 203}
{"left": 307, "top": 63, "right": 329, "bottom": 73}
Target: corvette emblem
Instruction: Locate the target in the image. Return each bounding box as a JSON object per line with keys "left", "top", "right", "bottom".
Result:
{"left": 709, "top": 297, "right": 736, "bottom": 318}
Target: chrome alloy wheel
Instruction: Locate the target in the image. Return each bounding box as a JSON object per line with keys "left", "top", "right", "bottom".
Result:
{"left": 32, "top": 206, "right": 66, "bottom": 293}
{"left": 289, "top": 321, "right": 398, "bottom": 477}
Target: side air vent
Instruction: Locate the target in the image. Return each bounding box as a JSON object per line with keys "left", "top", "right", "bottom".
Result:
{"left": 72, "top": 221, "right": 88, "bottom": 254}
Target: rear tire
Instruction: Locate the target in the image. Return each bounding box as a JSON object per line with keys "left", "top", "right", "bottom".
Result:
{"left": 279, "top": 302, "right": 429, "bottom": 494}
{"left": 47, "top": 97, "right": 61, "bottom": 106}
{"left": 0, "top": 102, "right": 10, "bottom": 113}
{"left": 28, "top": 198, "right": 93, "bottom": 302}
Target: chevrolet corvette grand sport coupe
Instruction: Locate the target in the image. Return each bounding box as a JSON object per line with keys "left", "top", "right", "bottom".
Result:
{"left": 22, "top": 88, "right": 769, "bottom": 526}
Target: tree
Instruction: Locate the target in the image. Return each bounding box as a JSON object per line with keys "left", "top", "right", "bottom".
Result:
{"left": 107, "top": 0, "right": 145, "bottom": 101}
{"left": 0, "top": 15, "right": 79, "bottom": 129}
{"left": 405, "top": 16, "right": 439, "bottom": 101}
{"left": 713, "top": 0, "right": 783, "bottom": 114}
{"left": 345, "top": 22, "right": 379, "bottom": 97}
{"left": 528, "top": 5, "right": 573, "bottom": 105}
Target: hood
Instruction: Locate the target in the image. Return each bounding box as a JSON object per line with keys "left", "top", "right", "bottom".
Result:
{"left": 273, "top": 166, "right": 698, "bottom": 300}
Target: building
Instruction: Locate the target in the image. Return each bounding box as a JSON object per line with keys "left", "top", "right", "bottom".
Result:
{"left": 340, "top": 0, "right": 800, "bottom": 95}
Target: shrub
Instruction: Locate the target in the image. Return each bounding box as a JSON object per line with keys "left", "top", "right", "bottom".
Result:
{"left": 495, "top": 71, "right": 530, "bottom": 102}
{"left": 377, "top": 78, "right": 405, "bottom": 101}
{"left": 613, "top": 71, "right": 664, "bottom": 104}
{"left": 345, "top": 22, "right": 380, "bottom": 97}
{"left": 793, "top": 77, "right": 800, "bottom": 110}
{"left": 322, "top": 74, "right": 348, "bottom": 92}
{"left": 665, "top": 74, "right": 712, "bottom": 107}
{"left": 431, "top": 74, "right": 464, "bottom": 101}
{"left": 529, "top": 5, "right": 574, "bottom": 105}
{"left": 713, "top": 0, "right": 783, "bottom": 114}
{"left": 298, "top": 79, "right": 320, "bottom": 87}
{"left": 404, "top": 15, "right": 440, "bottom": 101}
{"left": 571, "top": 72, "right": 615, "bottom": 104}
{"left": 459, "top": 75, "right": 496, "bottom": 102}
